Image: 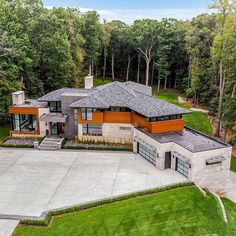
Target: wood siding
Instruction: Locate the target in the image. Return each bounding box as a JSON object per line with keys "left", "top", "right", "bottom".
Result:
{"left": 77, "top": 109, "right": 184, "bottom": 134}
{"left": 9, "top": 107, "right": 38, "bottom": 115}
{"left": 104, "top": 112, "right": 131, "bottom": 123}
{"left": 151, "top": 119, "right": 184, "bottom": 133}
{"left": 77, "top": 109, "right": 104, "bottom": 124}
{"left": 131, "top": 113, "right": 151, "bottom": 131}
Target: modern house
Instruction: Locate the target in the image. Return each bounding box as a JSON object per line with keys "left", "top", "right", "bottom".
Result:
{"left": 8, "top": 76, "right": 232, "bottom": 192}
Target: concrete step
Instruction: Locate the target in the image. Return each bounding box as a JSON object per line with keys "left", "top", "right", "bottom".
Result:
{"left": 38, "top": 136, "right": 64, "bottom": 151}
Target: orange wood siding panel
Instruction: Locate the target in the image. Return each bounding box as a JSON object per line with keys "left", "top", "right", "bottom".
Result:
{"left": 103, "top": 112, "right": 131, "bottom": 124}
{"left": 151, "top": 119, "right": 184, "bottom": 133}
{"left": 77, "top": 109, "right": 104, "bottom": 124}
{"left": 8, "top": 107, "right": 40, "bottom": 134}
{"left": 131, "top": 113, "right": 152, "bottom": 131}
{"left": 76, "top": 108, "right": 185, "bottom": 133}
{"left": 9, "top": 107, "right": 38, "bottom": 115}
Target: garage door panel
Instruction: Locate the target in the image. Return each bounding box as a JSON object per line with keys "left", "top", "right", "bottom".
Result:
{"left": 176, "top": 158, "right": 189, "bottom": 178}
{"left": 138, "top": 142, "right": 156, "bottom": 166}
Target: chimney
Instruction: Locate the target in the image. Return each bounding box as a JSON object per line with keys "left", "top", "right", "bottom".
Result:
{"left": 12, "top": 91, "right": 25, "bottom": 105}
{"left": 85, "top": 75, "right": 93, "bottom": 89}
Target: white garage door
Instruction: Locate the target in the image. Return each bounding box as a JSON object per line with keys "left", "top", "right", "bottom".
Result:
{"left": 137, "top": 142, "right": 156, "bottom": 165}
{"left": 176, "top": 158, "right": 189, "bottom": 178}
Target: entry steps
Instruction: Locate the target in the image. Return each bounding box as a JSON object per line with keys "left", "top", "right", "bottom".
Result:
{"left": 38, "top": 137, "right": 64, "bottom": 150}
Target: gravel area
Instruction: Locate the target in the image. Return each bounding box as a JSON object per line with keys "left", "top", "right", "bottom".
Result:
{"left": 64, "top": 140, "right": 131, "bottom": 148}
{"left": 3, "top": 139, "right": 35, "bottom": 146}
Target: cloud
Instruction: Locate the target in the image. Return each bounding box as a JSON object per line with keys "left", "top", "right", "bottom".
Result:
{"left": 45, "top": 6, "right": 213, "bottom": 24}
{"left": 80, "top": 8, "right": 213, "bottom": 24}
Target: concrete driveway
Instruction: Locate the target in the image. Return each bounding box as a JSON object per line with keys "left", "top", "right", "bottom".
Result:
{"left": 0, "top": 149, "right": 186, "bottom": 218}
{"left": 226, "top": 171, "right": 236, "bottom": 202}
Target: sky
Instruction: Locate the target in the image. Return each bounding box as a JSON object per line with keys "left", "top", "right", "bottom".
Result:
{"left": 43, "top": 0, "right": 213, "bottom": 24}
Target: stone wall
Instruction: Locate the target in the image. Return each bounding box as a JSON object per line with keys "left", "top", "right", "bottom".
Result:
{"left": 133, "top": 128, "right": 232, "bottom": 193}
{"left": 38, "top": 107, "right": 50, "bottom": 137}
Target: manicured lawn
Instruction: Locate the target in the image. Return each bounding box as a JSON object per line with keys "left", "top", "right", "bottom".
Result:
{"left": 183, "top": 112, "right": 212, "bottom": 136}
{"left": 230, "top": 156, "right": 236, "bottom": 173}
{"left": 13, "top": 187, "right": 235, "bottom": 236}
{"left": 0, "top": 123, "right": 11, "bottom": 142}
{"left": 222, "top": 198, "right": 236, "bottom": 234}
{"left": 154, "top": 89, "right": 212, "bottom": 136}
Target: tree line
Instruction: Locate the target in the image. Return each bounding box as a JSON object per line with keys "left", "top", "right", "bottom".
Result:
{"left": 0, "top": 0, "right": 235, "bottom": 143}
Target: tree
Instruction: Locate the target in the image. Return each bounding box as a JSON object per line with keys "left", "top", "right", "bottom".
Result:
{"left": 80, "top": 11, "right": 101, "bottom": 75}
{"left": 211, "top": 0, "right": 234, "bottom": 137}
{"left": 101, "top": 21, "right": 111, "bottom": 80}
{"left": 131, "top": 20, "right": 159, "bottom": 86}
{"left": 109, "top": 21, "right": 125, "bottom": 81}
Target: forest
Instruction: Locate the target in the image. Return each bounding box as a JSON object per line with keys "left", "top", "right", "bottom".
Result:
{"left": 0, "top": 0, "right": 235, "bottom": 144}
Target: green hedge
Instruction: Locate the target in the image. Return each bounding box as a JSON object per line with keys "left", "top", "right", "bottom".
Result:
{"left": 0, "top": 143, "right": 34, "bottom": 148}
{"left": 63, "top": 145, "right": 132, "bottom": 151}
{"left": 20, "top": 182, "right": 194, "bottom": 227}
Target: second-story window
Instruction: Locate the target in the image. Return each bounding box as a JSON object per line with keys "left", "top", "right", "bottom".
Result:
{"left": 49, "top": 102, "right": 61, "bottom": 113}
{"left": 81, "top": 108, "right": 93, "bottom": 120}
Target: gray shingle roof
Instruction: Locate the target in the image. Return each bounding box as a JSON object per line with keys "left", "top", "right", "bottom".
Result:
{"left": 38, "top": 88, "right": 96, "bottom": 102}
{"left": 70, "top": 82, "right": 190, "bottom": 118}
{"left": 138, "top": 127, "right": 229, "bottom": 153}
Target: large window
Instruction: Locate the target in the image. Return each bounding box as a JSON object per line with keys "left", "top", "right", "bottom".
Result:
{"left": 49, "top": 102, "right": 61, "bottom": 113}
{"left": 109, "top": 107, "right": 130, "bottom": 112}
{"left": 82, "top": 124, "right": 102, "bottom": 136}
{"left": 148, "top": 114, "right": 182, "bottom": 122}
{"left": 81, "top": 108, "right": 93, "bottom": 120}
{"left": 12, "top": 114, "right": 37, "bottom": 132}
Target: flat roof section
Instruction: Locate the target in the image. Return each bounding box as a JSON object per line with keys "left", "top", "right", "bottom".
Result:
{"left": 137, "top": 127, "right": 230, "bottom": 153}
{"left": 10, "top": 99, "right": 48, "bottom": 108}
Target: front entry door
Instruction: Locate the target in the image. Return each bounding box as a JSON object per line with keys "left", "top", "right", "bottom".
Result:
{"left": 51, "top": 122, "right": 58, "bottom": 135}
{"left": 165, "top": 152, "right": 171, "bottom": 169}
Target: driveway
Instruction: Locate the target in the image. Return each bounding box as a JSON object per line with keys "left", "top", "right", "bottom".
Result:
{"left": 0, "top": 149, "right": 186, "bottom": 218}
{"left": 226, "top": 171, "right": 236, "bottom": 202}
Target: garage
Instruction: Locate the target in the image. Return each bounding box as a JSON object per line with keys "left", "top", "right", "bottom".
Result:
{"left": 137, "top": 142, "right": 156, "bottom": 165}
{"left": 173, "top": 151, "right": 190, "bottom": 178}
{"left": 176, "top": 158, "right": 189, "bottom": 178}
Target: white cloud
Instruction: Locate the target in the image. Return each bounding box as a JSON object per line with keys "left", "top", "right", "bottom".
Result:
{"left": 80, "top": 8, "right": 213, "bottom": 24}
{"left": 46, "top": 6, "right": 213, "bottom": 24}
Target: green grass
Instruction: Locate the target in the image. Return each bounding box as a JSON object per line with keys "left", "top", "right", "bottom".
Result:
{"left": 0, "top": 123, "right": 11, "bottom": 142}
{"left": 94, "top": 76, "right": 112, "bottom": 87}
{"left": 230, "top": 156, "right": 236, "bottom": 173}
{"left": 153, "top": 89, "right": 212, "bottom": 136}
{"left": 222, "top": 198, "right": 236, "bottom": 235}
{"left": 183, "top": 112, "right": 212, "bottom": 136}
{"left": 13, "top": 187, "right": 235, "bottom": 236}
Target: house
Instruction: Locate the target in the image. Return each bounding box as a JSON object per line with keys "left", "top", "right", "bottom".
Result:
{"left": 8, "top": 76, "right": 232, "bottom": 192}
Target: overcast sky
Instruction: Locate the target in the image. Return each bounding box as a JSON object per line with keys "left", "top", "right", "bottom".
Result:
{"left": 43, "top": 0, "right": 213, "bottom": 23}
